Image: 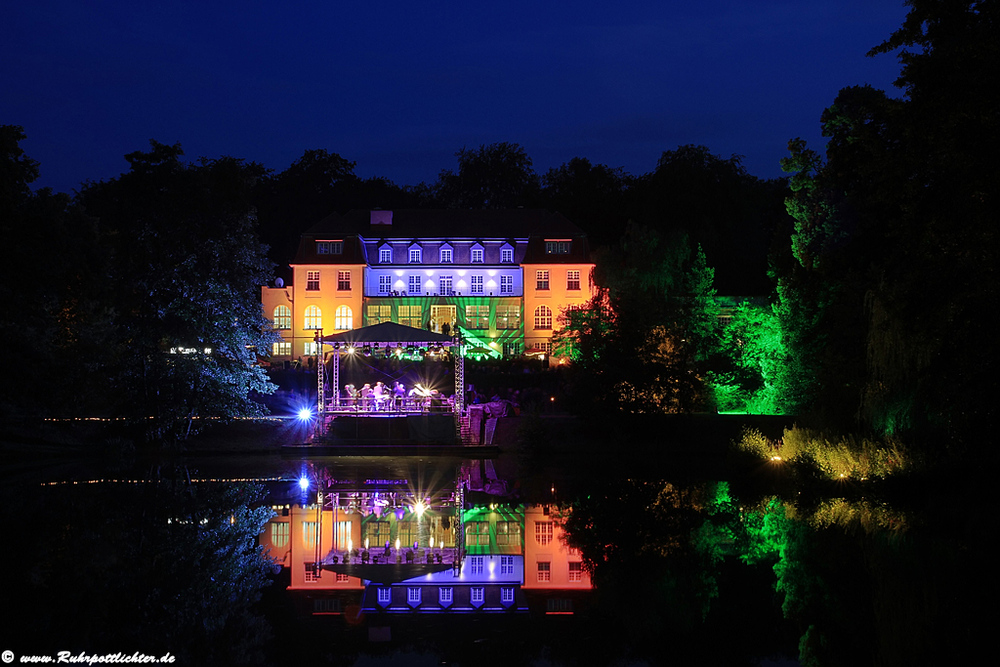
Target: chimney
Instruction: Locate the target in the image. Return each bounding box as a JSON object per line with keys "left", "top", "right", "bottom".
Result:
{"left": 371, "top": 210, "right": 393, "bottom": 226}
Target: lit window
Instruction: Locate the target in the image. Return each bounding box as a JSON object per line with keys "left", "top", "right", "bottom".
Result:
{"left": 367, "top": 305, "right": 391, "bottom": 325}
{"left": 501, "top": 587, "right": 514, "bottom": 603}
{"left": 365, "top": 521, "right": 391, "bottom": 544}
{"left": 272, "top": 342, "right": 291, "bottom": 356}
{"left": 567, "top": 270, "right": 581, "bottom": 290}
{"left": 536, "top": 270, "right": 549, "bottom": 290}
{"left": 378, "top": 587, "right": 391, "bottom": 604}
{"left": 497, "top": 523, "right": 520, "bottom": 547}
{"left": 409, "top": 247, "right": 422, "bottom": 263}
{"left": 545, "top": 241, "right": 570, "bottom": 254}
{"left": 439, "top": 587, "right": 453, "bottom": 604}
{"left": 398, "top": 305, "right": 422, "bottom": 329}
{"left": 470, "top": 275, "right": 483, "bottom": 294}
{"left": 500, "top": 555, "right": 515, "bottom": 575}
{"left": 270, "top": 522, "right": 289, "bottom": 548}
{"left": 338, "top": 270, "right": 351, "bottom": 291}
{"left": 440, "top": 247, "right": 453, "bottom": 264}
{"left": 306, "top": 271, "right": 320, "bottom": 291}
{"left": 465, "top": 523, "right": 489, "bottom": 548}
{"left": 379, "top": 247, "right": 392, "bottom": 263}
{"left": 537, "top": 561, "right": 551, "bottom": 582}
{"left": 304, "top": 305, "right": 322, "bottom": 330}
{"left": 535, "top": 521, "right": 553, "bottom": 545}
{"left": 465, "top": 305, "right": 489, "bottom": 329}
{"left": 408, "top": 587, "right": 421, "bottom": 604}
{"left": 303, "top": 521, "right": 318, "bottom": 548}
{"left": 471, "top": 587, "right": 484, "bottom": 603}
{"left": 534, "top": 305, "right": 552, "bottom": 330}
{"left": 471, "top": 247, "right": 484, "bottom": 263}
{"left": 305, "top": 562, "right": 320, "bottom": 582}
{"left": 501, "top": 247, "right": 513, "bottom": 263}
{"left": 408, "top": 275, "right": 422, "bottom": 295}
{"left": 496, "top": 305, "right": 520, "bottom": 330}
{"left": 379, "top": 275, "right": 391, "bottom": 294}
{"left": 335, "top": 305, "right": 353, "bottom": 330}
{"left": 500, "top": 275, "right": 513, "bottom": 294}
{"left": 468, "top": 556, "right": 485, "bottom": 575}
{"left": 304, "top": 342, "right": 318, "bottom": 356}
{"left": 273, "top": 305, "right": 291, "bottom": 329}
{"left": 439, "top": 276, "right": 453, "bottom": 296}
{"left": 336, "top": 572, "right": 350, "bottom": 582}
{"left": 569, "top": 562, "right": 583, "bottom": 582}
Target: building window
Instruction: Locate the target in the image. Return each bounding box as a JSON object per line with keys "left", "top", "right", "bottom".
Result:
{"left": 496, "top": 305, "right": 520, "bottom": 330}
{"left": 270, "top": 522, "right": 289, "bottom": 548}
{"left": 304, "top": 342, "right": 318, "bottom": 356}
{"left": 468, "top": 556, "right": 485, "bottom": 575}
{"left": 545, "top": 241, "right": 570, "bottom": 254}
{"left": 409, "top": 247, "right": 422, "bottom": 263}
{"left": 273, "top": 305, "right": 291, "bottom": 330}
{"left": 497, "top": 522, "right": 521, "bottom": 547}
{"left": 501, "top": 587, "right": 514, "bottom": 603}
{"left": 335, "top": 305, "right": 353, "bottom": 330}
{"left": 500, "top": 275, "right": 513, "bottom": 294}
{"left": 304, "top": 305, "right": 322, "bottom": 330}
{"left": 439, "top": 276, "right": 453, "bottom": 296}
{"left": 470, "top": 275, "right": 483, "bottom": 294}
{"left": 537, "top": 561, "right": 551, "bottom": 582}
{"left": 367, "top": 305, "right": 391, "bottom": 325}
{"left": 306, "top": 271, "right": 320, "bottom": 291}
{"left": 336, "top": 572, "right": 350, "bottom": 583}
{"left": 501, "top": 247, "right": 513, "bottom": 263}
{"left": 465, "top": 305, "right": 489, "bottom": 330}
{"left": 317, "top": 241, "right": 342, "bottom": 254}
{"left": 567, "top": 270, "right": 581, "bottom": 290}
{"left": 398, "top": 305, "right": 422, "bottom": 329}
{"left": 364, "top": 520, "right": 390, "bottom": 545}
{"left": 378, "top": 275, "right": 391, "bottom": 294}
{"left": 465, "top": 523, "right": 490, "bottom": 548}
{"left": 408, "top": 275, "right": 422, "bottom": 295}
{"left": 534, "top": 305, "right": 553, "bottom": 330}
{"left": 337, "top": 270, "right": 351, "bottom": 291}
{"left": 408, "top": 587, "right": 421, "bottom": 604}
{"left": 305, "top": 562, "right": 320, "bottom": 582}
{"left": 378, "top": 587, "right": 391, "bottom": 604}
{"left": 440, "top": 247, "right": 453, "bottom": 264}
{"left": 471, "top": 247, "right": 484, "bottom": 263}
{"left": 546, "top": 598, "right": 573, "bottom": 613}
{"left": 272, "top": 342, "right": 291, "bottom": 356}
{"left": 533, "top": 341, "right": 553, "bottom": 354}
{"left": 569, "top": 562, "right": 583, "bottom": 582}
{"left": 379, "top": 247, "right": 391, "bottom": 263}
{"left": 535, "top": 521, "right": 553, "bottom": 545}
{"left": 303, "top": 521, "right": 318, "bottom": 548}
{"left": 536, "top": 270, "right": 549, "bottom": 290}
{"left": 500, "top": 555, "right": 515, "bottom": 575}
{"left": 439, "top": 587, "right": 453, "bottom": 604}
{"left": 471, "top": 587, "right": 484, "bottom": 603}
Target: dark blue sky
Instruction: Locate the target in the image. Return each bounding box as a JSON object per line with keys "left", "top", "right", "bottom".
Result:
{"left": 3, "top": 1, "right": 909, "bottom": 194}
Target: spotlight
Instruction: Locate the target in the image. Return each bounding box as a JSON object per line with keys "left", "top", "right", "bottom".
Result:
{"left": 298, "top": 476, "right": 310, "bottom": 491}
{"left": 297, "top": 407, "right": 313, "bottom": 421}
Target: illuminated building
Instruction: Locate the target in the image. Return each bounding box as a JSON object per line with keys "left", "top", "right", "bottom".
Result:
{"left": 261, "top": 209, "right": 595, "bottom": 363}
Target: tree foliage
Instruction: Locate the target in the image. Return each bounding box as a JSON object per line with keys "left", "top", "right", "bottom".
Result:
{"left": 435, "top": 142, "right": 540, "bottom": 209}
{"left": 77, "top": 142, "right": 278, "bottom": 442}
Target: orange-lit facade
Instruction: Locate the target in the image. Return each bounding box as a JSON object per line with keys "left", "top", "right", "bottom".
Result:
{"left": 261, "top": 209, "right": 594, "bottom": 364}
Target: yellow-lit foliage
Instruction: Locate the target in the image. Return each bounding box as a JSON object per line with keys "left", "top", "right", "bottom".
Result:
{"left": 807, "top": 498, "right": 910, "bottom": 535}
{"left": 737, "top": 426, "right": 913, "bottom": 480}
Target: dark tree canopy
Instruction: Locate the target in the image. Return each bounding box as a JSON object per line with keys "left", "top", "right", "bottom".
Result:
{"left": 435, "top": 141, "right": 541, "bottom": 209}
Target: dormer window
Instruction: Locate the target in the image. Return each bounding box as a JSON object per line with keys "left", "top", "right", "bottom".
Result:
{"left": 379, "top": 245, "right": 392, "bottom": 263}
{"left": 471, "top": 244, "right": 484, "bottom": 263}
{"left": 317, "top": 240, "right": 343, "bottom": 255}
{"left": 501, "top": 244, "right": 514, "bottom": 263}
{"left": 440, "top": 244, "right": 453, "bottom": 264}
{"left": 545, "top": 240, "right": 570, "bottom": 254}
{"left": 408, "top": 244, "right": 422, "bottom": 264}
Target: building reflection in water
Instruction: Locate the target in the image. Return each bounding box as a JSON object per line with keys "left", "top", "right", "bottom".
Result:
{"left": 260, "top": 461, "right": 592, "bottom": 621}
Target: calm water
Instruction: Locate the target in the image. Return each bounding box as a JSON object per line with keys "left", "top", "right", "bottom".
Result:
{"left": 3, "top": 427, "right": 984, "bottom": 666}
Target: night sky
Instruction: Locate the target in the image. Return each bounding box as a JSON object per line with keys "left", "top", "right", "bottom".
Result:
{"left": 4, "top": 1, "right": 908, "bottom": 193}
